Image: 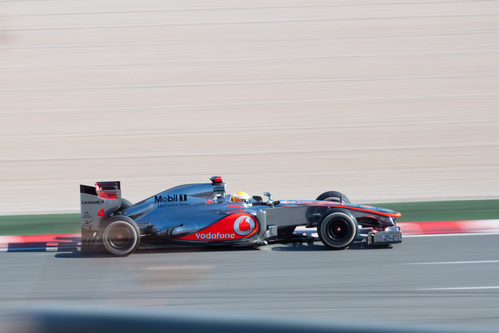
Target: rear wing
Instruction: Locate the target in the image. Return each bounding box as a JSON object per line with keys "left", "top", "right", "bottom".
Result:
{"left": 80, "top": 181, "right": 122, "bottom": 231}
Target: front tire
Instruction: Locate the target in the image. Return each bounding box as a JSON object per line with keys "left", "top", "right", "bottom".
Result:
{"left": 316, "top": 191, "right": 350, "bottom": 203}
{"left": 101, "top": 216, "right": 140, "bottom": 256}
{"left": 318, "top": 212, "right": 357, "bottom": 250}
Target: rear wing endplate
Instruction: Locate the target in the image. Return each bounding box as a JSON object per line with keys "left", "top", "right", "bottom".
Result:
{"left": 80, "top": 181, "right": 122, "bottom": 231}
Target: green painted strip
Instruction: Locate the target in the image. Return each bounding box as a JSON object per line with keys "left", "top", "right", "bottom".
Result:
{"left": 0, "top": 213, "right": 80, "bottom": 236}
{"left": 371, "top": 199, "right": 499, "bottom": 223}
{"left": 0, "top": 199, "right": 498, "bottom": 236}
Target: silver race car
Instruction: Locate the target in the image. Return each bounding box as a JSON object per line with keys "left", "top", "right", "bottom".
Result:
{"left": 80, "top": 176, "right": 402, "bottom": 256}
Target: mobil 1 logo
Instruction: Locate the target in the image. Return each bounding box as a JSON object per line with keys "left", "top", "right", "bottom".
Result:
{"left": 155, "top": 194, "right": 188, "bottom": 203}
{"left": 154, "top": 194, "right": 189, "bottom": 208}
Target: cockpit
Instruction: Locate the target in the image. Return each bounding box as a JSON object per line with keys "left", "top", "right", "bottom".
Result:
{"left": 209, "top": 176, "right": 275, "bottom": 207}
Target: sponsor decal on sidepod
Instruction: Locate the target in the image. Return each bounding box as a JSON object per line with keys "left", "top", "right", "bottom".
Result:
{"left": 194, "top": 216, "right": 256, "bottom": 240}
{"left": 233, "top": 215, "right": 255, "bottom": 236}
{"left": 195, "top": 232, "right": 236, "bottom": 240}
{"left": 180, "top": 213, "right": 258, "bottom": 241}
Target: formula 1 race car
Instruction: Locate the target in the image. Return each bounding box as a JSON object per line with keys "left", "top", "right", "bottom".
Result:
{"left": 80, "top": 176, "right": 402, "bottom": 256}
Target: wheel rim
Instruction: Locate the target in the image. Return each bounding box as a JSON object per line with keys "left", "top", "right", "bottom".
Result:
{"left": 109, "top": 225, "right": 134, "bottom": 249}
{"left": 103, "top": 221, "right": 137, "bottom": 255}
{"left": 326, "top": 219, "right": 349, "bottom": 241}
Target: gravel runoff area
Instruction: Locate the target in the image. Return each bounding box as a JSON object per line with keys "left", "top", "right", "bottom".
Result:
{"left": 1, "top": 0, "right": 499, "bottom": 215}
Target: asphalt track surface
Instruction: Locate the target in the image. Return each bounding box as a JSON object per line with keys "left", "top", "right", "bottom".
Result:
{"left": 2, "top": 0, "right": 499, "bottom": 214}
{"left": 1, "top": 234, "right": 499, "bottom": 331}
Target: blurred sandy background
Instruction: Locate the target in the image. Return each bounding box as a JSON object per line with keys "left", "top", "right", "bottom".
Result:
{"left": 1, "top": 0, "right": 498, "bottom": 214}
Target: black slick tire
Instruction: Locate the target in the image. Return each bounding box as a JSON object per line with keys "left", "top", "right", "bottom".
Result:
{"left": 316, "top": 191, "right": 350, "bottom": 204}
{"left": 318, "top": 212, "right": 357, "bottom": 250}
{"left": 101, "top": 216, "right": 140, "bottom": 256}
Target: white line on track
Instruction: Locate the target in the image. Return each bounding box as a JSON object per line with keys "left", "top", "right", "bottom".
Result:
{"left": 419, "top": 286, "right": 499, "bottom": 291}
{"left": 405, "top": 260, "right": 499, "bottom": 265}
{"left": 404, "top": 232, "right": 499, "bottom": 238}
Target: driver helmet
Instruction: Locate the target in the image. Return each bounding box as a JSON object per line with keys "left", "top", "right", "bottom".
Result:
{"left": 232, "top": 191, "right": 251, "bottom": 203}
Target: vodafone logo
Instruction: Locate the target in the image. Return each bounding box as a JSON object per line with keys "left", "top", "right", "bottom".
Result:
{"left": 233, "top": 215, "right": 256, "bottom": 236}
{"left": 180, "top": 214, "right": 258, "bottom": 242}
{"left": 195, "top": 232, "right": 235, "bottom": 240}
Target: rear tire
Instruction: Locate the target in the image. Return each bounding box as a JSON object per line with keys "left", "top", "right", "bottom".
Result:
{"left": 101, "top": 216, "right": 140, "bottom": 256}
{"left": 120, "top": 198, "right": 133, "bottom": 210}
{"left": 318, "top": 212, "right": 357, "bottom": 250}
{"left": 316, "top": 191, "right": 350, "bottom": 204}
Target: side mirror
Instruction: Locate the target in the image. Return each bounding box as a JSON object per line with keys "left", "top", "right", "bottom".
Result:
{"left": 263, "top": 192, "right": 272, "bottom": 201}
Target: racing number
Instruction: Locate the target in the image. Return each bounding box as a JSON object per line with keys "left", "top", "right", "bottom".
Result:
{"left": 98, "top": 209, "right": 105, "bottom": 218}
